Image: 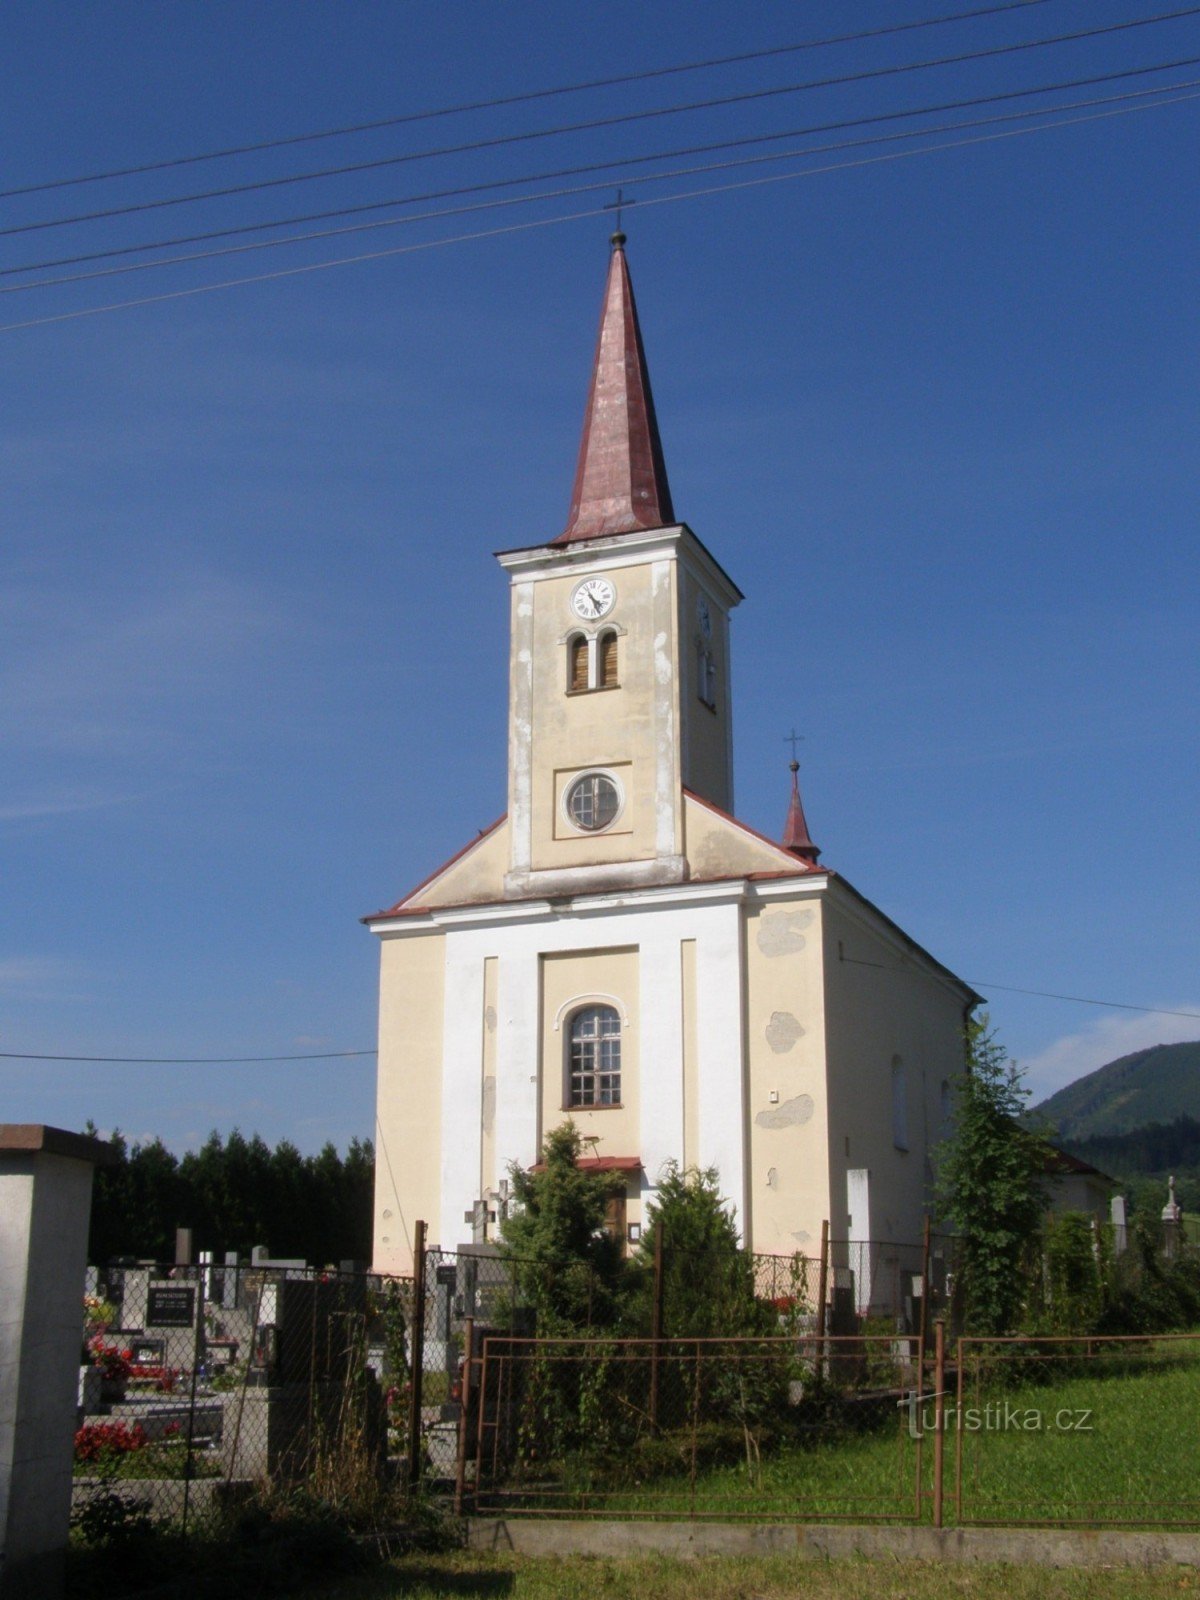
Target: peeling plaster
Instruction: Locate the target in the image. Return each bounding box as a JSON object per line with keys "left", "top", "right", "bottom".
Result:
{"left": 755, "top": 908, "right": 813, "bottom": 957}
{"left": 481, "top": 1075, "right": 496, "bottom": 1134}
{"left": 484, "top": 1006, "right": 497, "bottom": 1033}
{"left": 755, "top": 1093, "right": 814, "bottom": 1129}
{"left": 766, "top": 1166, "right": 778, "bottom": 1190}
{"left": 765, "top": 1011, "right": 804, "bottom": 1053}
{"left": 791, "top": 1230, "right": 812, "bottom": 1246}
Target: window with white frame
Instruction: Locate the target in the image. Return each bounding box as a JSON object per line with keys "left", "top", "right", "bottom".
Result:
{"left": 568, "top": 1005, "right": 621, "bottom": 1107}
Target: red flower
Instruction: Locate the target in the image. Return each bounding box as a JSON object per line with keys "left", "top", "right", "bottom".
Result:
{"left": 74, "top": 1421, "right": 148, "bottom": 1461}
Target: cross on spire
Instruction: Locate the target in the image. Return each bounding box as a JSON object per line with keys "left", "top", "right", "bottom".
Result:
{"left": 780, "top": 734, "right": 820, "bottom": 864}
{"left": 604, "top": 188, "right": 633, "bottom": 240}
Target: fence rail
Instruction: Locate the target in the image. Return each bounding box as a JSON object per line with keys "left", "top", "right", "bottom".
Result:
{"left": 75, "top": 1230, "right": 1200, "bottom": 1539}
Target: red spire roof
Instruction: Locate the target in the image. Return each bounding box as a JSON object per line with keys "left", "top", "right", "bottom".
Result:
{"left": 782, "top": 761, "right": 820, "bottom": 864}
{"left": 556, "top": 233, "right": 675, "bottom": 544}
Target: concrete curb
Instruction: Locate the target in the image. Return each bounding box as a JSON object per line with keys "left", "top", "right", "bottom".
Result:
{"left": 466, "top": 1518, "right": 1200, "bottom": 1568}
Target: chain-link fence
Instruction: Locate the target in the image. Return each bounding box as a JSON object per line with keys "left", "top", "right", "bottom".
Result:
{"left": 77, "top": 1261, "right": 413, "bottom": 1536}
{"left": 76, "top": 1240, "right": 1200, "bottom": 1535}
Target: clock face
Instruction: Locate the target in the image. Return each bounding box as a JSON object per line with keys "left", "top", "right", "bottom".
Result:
{"left": 571, "top": 577, "right": 615, "bottom": 621}
{"left": 697, "top": 595, "right": 712, "bottom": 638}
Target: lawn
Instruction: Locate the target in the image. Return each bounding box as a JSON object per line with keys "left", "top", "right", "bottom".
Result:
{"left": 301, "top": 1551, "right": 1200, "bottom": 1600}
{"left": 476, "top": 1338, "right": 1200, "bottom": 1525}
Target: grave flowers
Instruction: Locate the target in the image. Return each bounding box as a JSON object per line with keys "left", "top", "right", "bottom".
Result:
{"left": 87, "top": 1336, "right": 133, "bottom": 1401}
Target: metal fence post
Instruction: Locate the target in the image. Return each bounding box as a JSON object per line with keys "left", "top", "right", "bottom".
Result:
{"left": 180, "top": 1263, "right": 203, "bottom": 1542}
{"left": 406, "top": 1220, "right": 427, "bottom": 1496}
{"left": 650, "top": 1220, "right": 664, "bottom": 1428}
{"left": 933, "top": 1318, "right": 945, "bottom": 1529}
{"left": 816, "top": 1219, "right": 829, "bottom": 1374}
{"left": 454, "top": 1314, "right": 474, "bottom": 1516}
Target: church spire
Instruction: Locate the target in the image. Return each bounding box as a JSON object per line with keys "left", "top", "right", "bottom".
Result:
{"left": 556, "top": 232, "right": 675, "bottom": 544}
{"left": 782, "top": 760, "right": 820, "bottom": 864}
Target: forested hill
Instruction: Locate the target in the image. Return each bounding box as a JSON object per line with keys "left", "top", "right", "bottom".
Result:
{"left": 86, "top": 1127, "right": 374, "bottom": 1265}
{"left": 1030, "top": 1041, "right": 1200, "bottom": 1142}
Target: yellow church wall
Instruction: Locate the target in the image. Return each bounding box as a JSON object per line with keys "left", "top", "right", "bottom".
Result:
{"left": 682, "top": 792, "right": 806, "bottom": 880}
{"left": 373, "top": 929, "right": 446, "bottom": 1274}
{"left": 820, "top": 888, "right": 969, "bottom": 1259}
{"left": 413, "top": 818, "right": 510, "bottom": 908}
{"left": 742, "top": 894, "right": 831, "bottom": 1257}
{"left": 528, "top": 565, "right": 664, "bottom": 871}
{"left": 677, "top": 564, "right": 732, "bottom": 810}
{"left": 538, "top": 946, "right": 642, "bottom": 1224}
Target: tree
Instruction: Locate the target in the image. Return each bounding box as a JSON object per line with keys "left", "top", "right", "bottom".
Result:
{"left": 935, "top": 1016, "right": 1048, "bottom": 1334}
{"left": 635, "top": 1163, "right": 764, "bottom": 1337}
{"left": 500, "top": 1121, "right": 627, "bottom": 1331}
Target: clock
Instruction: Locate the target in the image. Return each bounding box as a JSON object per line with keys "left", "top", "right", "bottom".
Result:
{"left": 571, "top": 577, "right": 615, "bottom": 621}
{"left": 697, "top": 595, "right": 713, "bottom": 638}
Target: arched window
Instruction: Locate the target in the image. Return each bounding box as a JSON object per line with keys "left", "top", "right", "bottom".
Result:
{"left": 599, "top": 630, "right": 619, "bottom": 688}
{"left": 568, "top": 635, "right": 589, "bottom": 693}
{"left": 568, "top": 1005, "right": 621, "bottom": 1107}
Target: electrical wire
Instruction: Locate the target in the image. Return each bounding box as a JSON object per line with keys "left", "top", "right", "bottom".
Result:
{"left": 2, "top": 987, "right": 1196, "bottom": 1064}
{"left": 0, "top": 0, "right": 1063, "bottom": 201}
{"left": 6, "top": 5, "right": 1198, "bottom": 240}
{"left": 966, "top": 987, "right": 1200, "bottom": 1019}
{"left": 0, "top": 1049, "right": 376, "bottom": 1064}
{"left": 2, "top": 86, "right": 1195, "bottom": 336}
{"left": 8, "top": 56, "right": 1196, "bottom": 286}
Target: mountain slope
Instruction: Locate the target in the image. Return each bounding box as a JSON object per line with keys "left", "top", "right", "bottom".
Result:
{"left": 1030, "top": 1041, "right": 1200, "bottom": 1141}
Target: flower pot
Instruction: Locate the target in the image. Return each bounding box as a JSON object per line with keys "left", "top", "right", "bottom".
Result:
{"left": 100, "top": 1374, "right": 128, "bottom": 1404}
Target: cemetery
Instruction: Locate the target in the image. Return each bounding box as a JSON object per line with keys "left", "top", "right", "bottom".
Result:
{"left": 5, "top": 1120, "right": 1200, "bottom": 1600}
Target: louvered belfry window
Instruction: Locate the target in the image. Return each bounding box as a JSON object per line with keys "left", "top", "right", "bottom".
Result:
{"left": 599, "top": 631, "right": 618, "bottom": 688}
{"left": 569, "top": 635, "right": 589, "bottom": 692}
{"left": 569, "top": 1004, "right": 621, "bottom": 1106}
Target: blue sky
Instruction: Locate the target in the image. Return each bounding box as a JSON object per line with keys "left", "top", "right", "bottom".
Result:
{"left": 4, "top": 1, "right": 1198, "bottom": 1155}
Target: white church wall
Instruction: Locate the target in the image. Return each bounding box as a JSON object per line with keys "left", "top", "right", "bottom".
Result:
{"left": 374, "top": 885, "right": 751, "bottom": 1263}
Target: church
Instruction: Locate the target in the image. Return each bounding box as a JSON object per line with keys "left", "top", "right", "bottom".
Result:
{"left": 367, "top": 234, "right": 979, "bottom": 1278}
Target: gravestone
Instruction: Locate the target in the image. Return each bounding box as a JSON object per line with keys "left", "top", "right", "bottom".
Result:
{"left": 143, "top": 1279, "right": 201, "bottom": 1371}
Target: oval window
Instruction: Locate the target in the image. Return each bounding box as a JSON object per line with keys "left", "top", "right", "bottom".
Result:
{"left": 565, "top": 772, "right": 620, "bottom": 831}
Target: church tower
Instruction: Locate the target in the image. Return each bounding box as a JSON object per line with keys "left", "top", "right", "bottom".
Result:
{"left": 499, "top": 232, "right": 740, "bottom": 899}
{"left": 368, "top": 238, "right": 978, "bottom": 1284}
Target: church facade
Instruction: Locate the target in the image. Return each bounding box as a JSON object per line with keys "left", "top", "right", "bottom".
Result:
{"left": 367, "top": 236, "right": 978, "bottom": 1278}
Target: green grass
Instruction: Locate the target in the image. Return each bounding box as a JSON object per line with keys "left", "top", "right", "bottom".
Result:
{"left": 480, "top": 1341, "right": 1200, "bottom": 1526}
{"left": 298, "top": 1551, "right": 1200, "bottom": 1600}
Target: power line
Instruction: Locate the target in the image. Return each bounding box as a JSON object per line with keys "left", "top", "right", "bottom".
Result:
{"left": 966, "top": 986, "right": 1200, "bottom": 1020}
{"left": 6, "top": 6, "right": 1197, "bottom": 240}
{"left": 0, "top": 0, "right": 1062, "bottom": 201}
{"left": 8, "top": 77, "right": 1197, "bottom": 302}
{"left": 0, "top": 1049, "right": 376, "bottom": 1064}
{"left": 9, "top": 57, "right": 1195, "bottom": 287}
{"left": 2, "top": 87, "right": 1194, "bottom": 336}
{"left": 2, "top": 988, "right": 1196, "bottom": 1065}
